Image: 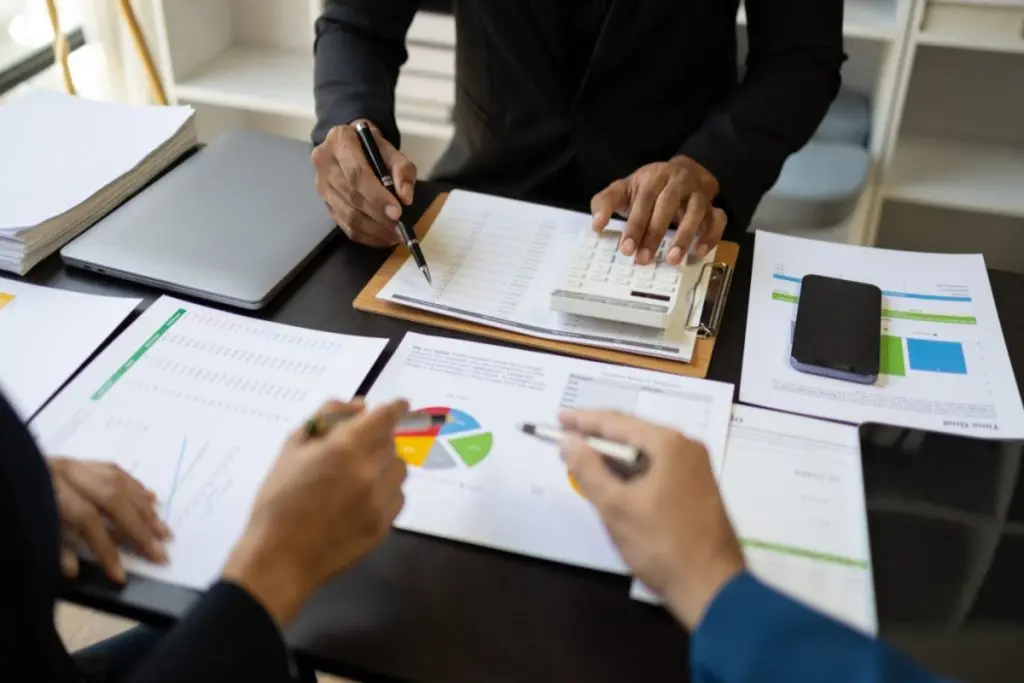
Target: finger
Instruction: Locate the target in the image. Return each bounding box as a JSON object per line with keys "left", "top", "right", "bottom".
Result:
{"left": 671, "top": 192, "right": 709, "bottom": 264}
{"left": 693, "top": 207, "right": 727, "bottom": 260}
{"left": 623, "top": 175, "right": 667, "bottom": 264}
{"left": 332, "top": 128, "right": 403, "bottom": 223}
{"left": 643, "top": 181, "right": 686, "bottom": 261}
{"left": 377, "top": 134, "right": 417, "bottom": 205}
{"left": 61, "top": 546, "right": 80, "bottom": 579}
{"left": 378, "top": 452, "right": 408, "bottom": 489}
{"left": 341, "top": 399, "right": 412, "bottom": 449}
{"left": 76, "top": 505, "right": 125, "bottom": 583}
{"left": 590, "top": 179, "right": 630, "bottom": 234}
{"left": 289, "top": 399, "right": 362, "bottom": 446}
{"left": 380, "top": 486, "right": 406, "bottom": 529}
{"left": 121, "top": 471, "right": 171, "bottom": 541}
{"left": 320, "top": 181, "right": 400, "bottom": 247}
{"left": 559, "top": 410, "right": 668, "bottom": 452}
{"left": 559, "top": 434, "right": 620, "bottom": 508}
{"left": 101, "top": 490, "right": 167, "bottom": 564}
{"left": 324, "top": 165, "right": 403, "bottom": 239}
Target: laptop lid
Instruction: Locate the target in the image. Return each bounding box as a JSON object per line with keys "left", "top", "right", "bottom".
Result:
{"left": 61, "top": 130, "right": 335, "bottom": 310}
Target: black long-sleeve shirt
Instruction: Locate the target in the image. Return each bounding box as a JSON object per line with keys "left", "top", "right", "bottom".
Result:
{"left": 0, "top": 393, "right": 294, "bottom": 682}
{"left": 312, "top": 0, "right": 845, "bottom": 229}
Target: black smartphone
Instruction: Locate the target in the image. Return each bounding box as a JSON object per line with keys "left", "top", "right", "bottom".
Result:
{"left": 791, "top": 274, "right": 882, "bottom": 384}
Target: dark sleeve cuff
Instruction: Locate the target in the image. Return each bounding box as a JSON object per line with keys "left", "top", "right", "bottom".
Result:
{"left": 125, "top": 581, "right": 293, "bottom": 683}
{"left": 677, "top": 129, "right": 759, "bottom": 234}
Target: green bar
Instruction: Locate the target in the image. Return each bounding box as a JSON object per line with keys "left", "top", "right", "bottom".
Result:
{"left": 772, "top": 291, "right": 976, "bottom": 325}
{"left": 741, "top": 538, "right": 870, "bottom": 569}
{"left": 91, "top": 308, "right": 186, "bottom": 401}
{"left": 882, "top": 309, "right": 976, "bottom": 325}
{"left": 879, "top": 335, "right": 906, "bottom": 376}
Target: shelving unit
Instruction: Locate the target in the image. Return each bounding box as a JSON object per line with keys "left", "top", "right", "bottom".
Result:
{"left": 149, "top": 0, "right": 1020, "bottom": 265}
{"left": 869, "top": 0, "right": 1024, "bottom": 272}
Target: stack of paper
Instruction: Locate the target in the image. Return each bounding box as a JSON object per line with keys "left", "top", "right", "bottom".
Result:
{"left": 0, "top": 279, "right": 139, "bottom": 420}
{"left": 0, "top": 90, "right": 196, "bottom": 274}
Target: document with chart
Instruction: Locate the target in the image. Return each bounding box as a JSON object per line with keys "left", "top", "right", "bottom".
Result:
{"left": 740, "top": 232, "right": 1024, "bottom": 438}
{"left": 632, "top": 405, "right": 877, "bottom": 635}
{"left": 0, "top": 279, "right": 139, "bottom": 420}
{"left": 365, "top": 332, "right": 734, "bottom": 573}
{"left": 30, "top": 296, "right": 387, "bottom": 590}
{"left": 377, "top": 191, "right": 716, "bottom": 361}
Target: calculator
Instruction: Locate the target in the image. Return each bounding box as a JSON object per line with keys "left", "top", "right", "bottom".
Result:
{"left": 550, "top": 229, "right": 686, "bottom": 329}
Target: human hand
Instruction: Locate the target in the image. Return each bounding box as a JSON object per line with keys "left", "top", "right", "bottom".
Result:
{"left": 47, "top": 458, "right": 170, "bottom": 584}
{"left": 559, "top": 410, "right": 744, "bottom": 631}
{"left": 222, "top": 399, "right": 409, "bottom": 626}
{"left": 311, "top": 119, "right": 417, "bottom": 247}
{"left": 591, "top": 156, "right": 727, "bottom": 266}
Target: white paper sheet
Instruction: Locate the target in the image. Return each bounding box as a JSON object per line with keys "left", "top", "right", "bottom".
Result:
{"left": 377, "top": 190, "right": 716, "bottom": 361}
{"left": 632, "top": 405, "right": 877, "bottom": 635}
{"left": 30, "top": 296, "right": 387, "bottom": 590}
{"left": 0, "top": 90, "right": 194, "bottom": 232}
{"left": 365, "top": 332, "right": 734, "bottom": 574}
{"left": 740, "top": 232, "right": 1024, "bottom": 438}
{"left": 0, "top": 279, "right": 140, "bottom": 420}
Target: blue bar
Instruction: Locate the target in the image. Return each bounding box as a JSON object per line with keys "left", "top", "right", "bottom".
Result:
{"left": 906, "top": 338, "right": 968, "bottom": 375}
{"left": 771, "top": 274, "right": 972, "bottom": 302}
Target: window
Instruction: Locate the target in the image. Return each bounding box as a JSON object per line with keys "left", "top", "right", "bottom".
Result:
{"left": 0, "top": 0, "right": 85, "bottom": 97}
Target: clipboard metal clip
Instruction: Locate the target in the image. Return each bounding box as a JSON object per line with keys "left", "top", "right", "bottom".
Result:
{"left": 684, "top": 261, "right": 734, "bottom": 339}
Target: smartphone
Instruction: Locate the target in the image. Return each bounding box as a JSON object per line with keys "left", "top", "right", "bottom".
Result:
{"left": 790, "top": 274, "right": 882, "bottom": 384}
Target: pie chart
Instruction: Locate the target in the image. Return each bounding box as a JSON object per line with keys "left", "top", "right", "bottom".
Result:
{"left": 396, "top": 406, "right": 493, "bottom": 469}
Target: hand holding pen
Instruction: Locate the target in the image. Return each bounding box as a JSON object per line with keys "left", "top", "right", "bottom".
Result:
{"left": 353, "top": 121, "right": 433, "bottom": 285}
{"left": 311, "top": 120, "right": 418, "bottom": 249}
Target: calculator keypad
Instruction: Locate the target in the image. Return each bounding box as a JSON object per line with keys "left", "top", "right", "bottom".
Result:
{"left": 569, "top": 232, "right": 681, "bottom": 296}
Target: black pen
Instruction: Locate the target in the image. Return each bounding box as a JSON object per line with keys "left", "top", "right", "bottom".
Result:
{"left": 518, "top": 423, "right": 650, "bottom": 480}
{"left": 353, "top": 121, "right": 433, "bottom": 285}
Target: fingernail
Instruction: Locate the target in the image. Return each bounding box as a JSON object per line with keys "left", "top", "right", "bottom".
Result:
{"left": 592, "top": 212, "right": 607, "bottom": 231}
{"left": 637, "top": 248, "right": 652, "bottom": 264}
{"left": 113, "top": 566, "right": 126, "bottom": 584}
{"left": 696, "top": 244, "right": 709, "bottom": 258}
{"left": 386, "top": 205, "right": 401, "bottom": 221}
{"left": 668, "top": 246, "right": 683, "bottom": 264}
{"left": 621, "top": 237, "right": 636, "bottom": 255}
{"left": 152, "top": 542, "right": 168, "bottom": 564}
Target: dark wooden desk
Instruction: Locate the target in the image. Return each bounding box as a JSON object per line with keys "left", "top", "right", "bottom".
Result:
{"left": 24, "top": 182, "right": 1024, "bottom": 683}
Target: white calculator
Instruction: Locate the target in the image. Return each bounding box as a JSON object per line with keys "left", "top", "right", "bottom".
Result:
{"left": 550, "top": 229, "right": 685, "bottom": 329}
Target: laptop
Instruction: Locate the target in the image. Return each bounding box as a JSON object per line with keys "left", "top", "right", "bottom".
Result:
{"left": 61, "top": 129, "right": 335, "bottom": 310}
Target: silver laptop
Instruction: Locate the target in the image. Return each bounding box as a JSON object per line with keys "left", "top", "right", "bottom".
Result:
{"left": 62, "top": 130, "right": 335, "bottom": 310}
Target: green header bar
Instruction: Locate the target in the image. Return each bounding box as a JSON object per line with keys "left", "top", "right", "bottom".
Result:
{"left": 91, "top": 308, "right": 186, "bottom": 401}
{"left": 741, "top": 538, "right": 870, "bottom": 569}
{"left": 771, "top": 291, "right": 977, "bottom": 325}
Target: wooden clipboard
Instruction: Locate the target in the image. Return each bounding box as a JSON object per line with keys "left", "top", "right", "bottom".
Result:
{"left": 354, "top": 193, "right": 738, "bottom": 377}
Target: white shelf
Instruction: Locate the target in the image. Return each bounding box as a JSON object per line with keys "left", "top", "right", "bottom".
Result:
{"left": 884, "top": 136, "right": 1024, "bottom": 219}
{"left": 175, "top": 47, "right": 314, "bottom": 118}
{"left": 738, "top": 0, "right": 898, "bottom": 40}
{"left": 173, "top": 46, "right": 453, "bottom": 139}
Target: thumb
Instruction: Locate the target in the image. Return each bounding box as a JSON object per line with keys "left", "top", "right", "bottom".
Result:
{"left": 378, "top": 135, "right": 417, "bottom": 206}
{"left": 560, "top": 434, "right": 619, "bottom": 507}
{"left": 590, "top": 179, "right": 630, "bottom": 233}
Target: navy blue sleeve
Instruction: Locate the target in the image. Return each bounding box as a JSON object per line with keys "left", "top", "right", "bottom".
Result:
{"left": 691, "top": 572, "right": 948, "bottom": 683}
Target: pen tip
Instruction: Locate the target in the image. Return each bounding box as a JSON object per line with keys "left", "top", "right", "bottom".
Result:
{"left": 422, "top": 266, "right": 433, "bottom": 285}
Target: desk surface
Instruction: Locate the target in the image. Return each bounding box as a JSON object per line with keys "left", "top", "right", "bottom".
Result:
{"left": 24, "top": 182, "right": 1024, "bottom": 683}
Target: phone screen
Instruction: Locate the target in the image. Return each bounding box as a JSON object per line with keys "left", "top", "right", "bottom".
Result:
{"left": 791, "top": 275, "right": 882, "bottom": 383}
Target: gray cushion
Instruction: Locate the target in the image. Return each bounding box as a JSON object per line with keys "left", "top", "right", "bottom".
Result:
{"left": 813, "top": 90, "right": 871, "bottom": 146}
{"left": 752, "top": 142, "right": 870, "bottom": 229}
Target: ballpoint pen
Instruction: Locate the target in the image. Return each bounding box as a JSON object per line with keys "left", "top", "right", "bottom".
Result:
{"left": 518, "top": 423, "right": 650, "bottom": 480}
{"left": 353, "top": 121, "right": 433, "bottom": 285}
{"left": 305, "top": 409, "right": 447, "bottom": 438}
